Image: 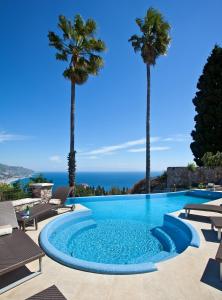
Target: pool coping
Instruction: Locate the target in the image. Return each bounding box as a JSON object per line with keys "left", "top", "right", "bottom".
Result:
{"left": 39, "top": 192, "right": 202, "bottom": 275}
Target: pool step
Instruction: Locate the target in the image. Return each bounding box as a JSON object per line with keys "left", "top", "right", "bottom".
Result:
{"left": 152, "top": 227, "right": 177, "bottom": 253}
{"left": 160, "top": 224, "right": 190, "bottom": 253}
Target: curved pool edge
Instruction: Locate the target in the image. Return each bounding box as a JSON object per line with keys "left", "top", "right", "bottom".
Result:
{"left": 39, "top": 210, "right": 157, "bottom": 274}
{"left": 39, "top": 210, "right": 200, "bottom": 275}
{"left": 164, "top": 214, "right": 200, "bottom": 248}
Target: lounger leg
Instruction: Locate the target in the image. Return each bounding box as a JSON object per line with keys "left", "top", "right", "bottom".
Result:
{"left": 220, "top": 263, "right": 222, "bottom": 281}
{"left": 39, "top": 257, "right": 42, "bottom": 272}
{"left": 218, "top": 228, "right": 221, "bottom": 240}
{"left": 185, "top": 209, "right": 190, "bottom": 218}
{"left": 34, "top": 218, "right": 38, "bottom": 230}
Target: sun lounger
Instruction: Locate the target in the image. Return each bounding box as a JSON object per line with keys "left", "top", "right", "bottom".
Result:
{"left": 16, "top": 187, "right": 73, "bottom": 231}
{"left": 210, "top": 216, "right": 222, "bottom": 240}
{"left": 215, "top": 242, "right": 222, "bottom": 281}
{"left": 184, "top": 204, "right": 222, "bottom": 218}
{"left": 0, "top": 201, "right": 44, "bottom": 294}
{"left": 49, "top": 186, "right": 74, "bottom": 210}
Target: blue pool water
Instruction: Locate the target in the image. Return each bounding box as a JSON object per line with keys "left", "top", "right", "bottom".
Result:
{"left": 41, "top": 191, "right": 221, "bottom": 273}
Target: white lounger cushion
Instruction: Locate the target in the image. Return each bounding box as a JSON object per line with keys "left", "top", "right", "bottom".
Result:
{"left": 0, "top": 225, "right": 12, "bottom": 236}
{"left": 49, "top": 199, "right": 61, "bottom": 205}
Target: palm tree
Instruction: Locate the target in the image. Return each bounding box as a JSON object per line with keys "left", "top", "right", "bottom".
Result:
{"left": 48, "top": 15, "right": 106, "bottom": 194}
{"left": 129, "top": 8, "right": 171, "bottom": 193}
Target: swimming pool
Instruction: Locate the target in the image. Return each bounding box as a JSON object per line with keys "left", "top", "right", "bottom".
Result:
{"left": 40, "top": 190, "right": 221, "bottom": 274}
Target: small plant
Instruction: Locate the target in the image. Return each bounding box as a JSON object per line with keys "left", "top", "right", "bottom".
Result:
{"left": 202, "top": 151, "right": 222, "bottom": 167}
{"left": 187, "top": 163, "right": 197, "bottom": 172}
{"left": 198, "top": 183, "right": 205, "bottom": 189}
{"left": 187, "top": 162, "right": 197, "bottom": 189}
{"left": 25, "top": 205, "right": 30, "bottom": 216}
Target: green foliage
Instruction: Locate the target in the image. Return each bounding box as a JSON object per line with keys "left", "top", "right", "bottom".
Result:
{"left": 187, "top": 163, "right": 196, "bottom": 172}
{"left": 48, "top": 14, "right": 106, "bottom": 85}
{"left": 202, "top": 151, "right": 222, "bottom": 167}
{"left": 28, "top": 174, "right": 52, "bottom": 184}
{"left": 191, "top": 45, "right": 222, "bottom": 166}
{"left": 74, "top": 184, "right": 129, "bottom": 197}
{"left": 0, "top": 183, "right": 13, "bottom": 192}
{"left": 129, "top": 7, "right": 171, "bottom": 65}
{"left": 0, "top": 182, "right": 28, "bottom": 201}
{"left": 198, "top": 183, "right": 205, "bottom": 189}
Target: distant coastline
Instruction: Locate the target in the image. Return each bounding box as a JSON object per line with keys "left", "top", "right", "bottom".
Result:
{"left": 16, "top": 171, "right": 163, "bottom": 190}
{"left": 0, "top": 176, "right": 32, "bottom": 185}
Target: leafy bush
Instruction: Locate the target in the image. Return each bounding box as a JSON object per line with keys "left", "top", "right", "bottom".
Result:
{"left": 28, "top": 174, "right": 52, "bottom": 184}
{"left": 198, "top": 183, "right": 205, "bottom": 189}
{"left": 0, "top": 182, "right": 29, "bottom": 201}
{"left": 202, "top": 152, "right": 222, "bottom": 167}
{"left": 187, "top": 163, "right": 196, "bottom": 172}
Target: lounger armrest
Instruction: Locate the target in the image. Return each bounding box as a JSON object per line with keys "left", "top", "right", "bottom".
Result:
{"left": 0, "top": 225, "right": 13, "bottom": 236}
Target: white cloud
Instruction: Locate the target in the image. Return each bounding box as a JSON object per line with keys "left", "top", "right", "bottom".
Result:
{"left": 0, "top": 131, "right": 28, "bottom": 143}
{"left": 82, "top": 138, "right": 146, "bottom": 156}
{"left": 128, "top": 146, "right": 170, "bottom": 153}
{"left": 151, "top": 146, "right": 171, "bottom": 151}
{"left": 81, "top": 137, "right": 161, "bottom": 157}
{"left": 163, "top": 134, "right": 190, "bottom": 142}
{"left": 49, "top": 155, "right": 61, "bottom": 163}
{"left": 79, "top": 134, "right": 186, "bottom": 158}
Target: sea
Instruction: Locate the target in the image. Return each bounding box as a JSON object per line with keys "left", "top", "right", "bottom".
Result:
{"left": 18, "top": 171, "right": 162, "bottom": 191}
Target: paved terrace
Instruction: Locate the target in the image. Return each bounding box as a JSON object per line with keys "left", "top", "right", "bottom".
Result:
{"left": 1, "top": 200, "right": 222, "bottom": 300}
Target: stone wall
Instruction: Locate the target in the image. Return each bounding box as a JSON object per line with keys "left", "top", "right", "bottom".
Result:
{"left": 167, "top": 167, "right": 222, "bottom": 188}
{"left": 29, "top": 183, "right": 54, "bottom": 201}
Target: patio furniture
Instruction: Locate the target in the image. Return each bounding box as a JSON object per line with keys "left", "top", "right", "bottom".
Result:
{"left": 49, "top": 186, "right": 74, "bottom": 210}
{"left": 16, "top": 203, "right": 56, "bottom": 231}
{"left": 210, "top": 216, "right": 222, "bottom": 240}
{"left": 215, "top": 242, "right": 222, "bottom": 281}
{"left": 184, "top": 204, "right": 222, "bottom": 218}
{"left": 26, "top": 285, "right": 67, "bottom": 300}
{"left": 16, "top": 186, "right": 74, "bottom": 231}
{"left": 0, "top": 201, "right": 44, "bottom": 294}
{"left": 207, "top": 183, "right": 215, "bottom": 191}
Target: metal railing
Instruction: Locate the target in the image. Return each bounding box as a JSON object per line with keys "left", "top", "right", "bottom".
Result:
{"left": 0, "top": 191, "right": 29, "bottom": 201}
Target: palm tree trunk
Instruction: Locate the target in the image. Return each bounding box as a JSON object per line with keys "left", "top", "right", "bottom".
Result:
{"left": 68, "top": 82, "right": 76, "bottom": 191}
{"left": 146, "top": 64, "right": 151, "bottom": 194}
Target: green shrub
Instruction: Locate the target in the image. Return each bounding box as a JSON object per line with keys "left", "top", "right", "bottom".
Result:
{"left": 202, "top": 152, "right": 222, "bottom": 167}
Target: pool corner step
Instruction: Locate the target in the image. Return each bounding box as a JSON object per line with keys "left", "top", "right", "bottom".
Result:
{"left": 152, "top": 227, "right": 177, "bottom": 253}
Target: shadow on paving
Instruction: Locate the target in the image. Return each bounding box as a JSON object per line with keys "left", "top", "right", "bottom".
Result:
{"left": 178, "top": 212, "right": 211, "bottom": 224}
{"left": 201, "top": 229, "right": 219, "bottom": 243}
{"left": 0, "top": 266, "right": 32, "bottom": 289}
{"left": 201, "top": 258, "right": 222, "bottom": 291}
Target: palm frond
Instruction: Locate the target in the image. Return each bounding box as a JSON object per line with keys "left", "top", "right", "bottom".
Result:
{"left": 85, "top": 19, "right": 96, "bottom": 36}
{"left": 48, "top": 32, "right": 63, "bottom": 50}
{"left": 129, "top": 7, "right": 171, "bottom": 65}
{"left": 49, "top": 14, "right": 106, "bottom": 84}
{"left": 56, "top": 51, "right": 68, "bottom": 61}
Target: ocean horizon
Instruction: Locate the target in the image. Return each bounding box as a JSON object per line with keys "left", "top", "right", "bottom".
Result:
{"left": 20, "top": 171, "right": 163, "bottom": 190}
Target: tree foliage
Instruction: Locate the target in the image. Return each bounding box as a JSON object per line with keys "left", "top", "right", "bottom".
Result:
{"left": 187, "top": 163, "right": 196, "bottom": 172}
{"left": 191, "top": 45, "right": 222, "bottom": 166}
{"left": 48, "top": 14, "right": 106, "bottom": 85}
{"left": 129, "top": 7, "right": 171, "bottom": 65}
{"left": 202, "top": 151, "right": 222, "bottom": 167}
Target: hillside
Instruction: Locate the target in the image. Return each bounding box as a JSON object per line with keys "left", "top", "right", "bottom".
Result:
{"left": 0, "top": 163, "right": 33, "bottom": 180}
{"left": 130, "top": 173, "right": 167, "bottom": 194}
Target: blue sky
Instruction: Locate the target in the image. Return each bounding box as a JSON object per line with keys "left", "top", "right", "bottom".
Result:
{"left": 0, "top": 0, "right": 222, "bottom": 172}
